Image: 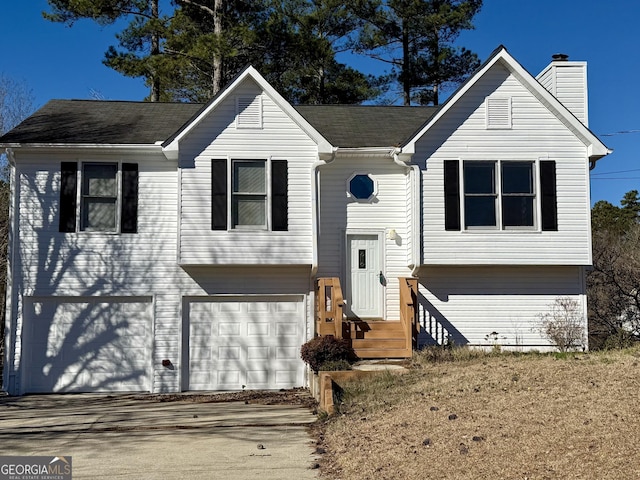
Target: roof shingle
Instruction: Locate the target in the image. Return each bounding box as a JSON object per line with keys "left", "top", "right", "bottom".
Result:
{"left": 0, "top": 99, "right": 439, "bottom": 148}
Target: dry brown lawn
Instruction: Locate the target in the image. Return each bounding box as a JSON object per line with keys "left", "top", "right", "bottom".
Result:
{"left": 317, "top": 347, "right": 640, "bottom": 480}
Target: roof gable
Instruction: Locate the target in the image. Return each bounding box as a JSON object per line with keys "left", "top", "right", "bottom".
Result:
{"left": 402, "top": 46, "right": 611, "bottom": 160}
{"left": 162, "top": 66, "right": 333, "bottom": 157}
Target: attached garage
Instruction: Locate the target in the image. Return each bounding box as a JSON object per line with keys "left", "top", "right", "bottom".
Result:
{"left": 184, "top": 295, "right": 306, "bottom": 391}
{"left": 21, "top": 297, "right": 152, "bottom": 393}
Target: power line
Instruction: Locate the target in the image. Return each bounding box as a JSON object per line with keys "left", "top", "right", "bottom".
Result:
{"left": 591, "top": 177, "right": 640, "bottom": 180}
{"left": 600, "top": 130, "right": 640, "bottom": 137}
{"left": 591, "top": 168, "right": 640, "bottom": 176}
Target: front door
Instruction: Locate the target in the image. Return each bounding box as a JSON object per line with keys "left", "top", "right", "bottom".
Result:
{"left": 346, "top": 234, "right": 383, "bottom": 318}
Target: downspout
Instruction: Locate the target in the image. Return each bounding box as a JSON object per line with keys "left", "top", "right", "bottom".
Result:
{"left": 311, "top": 147, "right": 337, "bottom": 277}
{"left": 392, "top": 148, "right": 421, "bottom": 276}
{"left": 3, "top": 148, "right": 17, "bottom": 393}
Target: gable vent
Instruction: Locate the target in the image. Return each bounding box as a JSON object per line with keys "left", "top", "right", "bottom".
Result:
{"left": 486, "top": 97, "right": 512, "bottom": 129}
{"left": 236, "top": 95, "right": 262, "bottom": 129}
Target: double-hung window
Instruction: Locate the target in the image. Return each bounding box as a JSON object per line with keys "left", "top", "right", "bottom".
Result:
{"left": 463, "top": 162, "right": 497, "bottom": 227}
{"left": 211, "top": 158, "right": 288, "bottom": 231}
{"left": 445, "top": 159, "right": 556, "bottom": 231}
{"left": 59, "top": 162, "right": 138, "bottom": 233}
{"left": 501, "top": 162, "right": 535, "bottom": 228}
{"left": 232, "top": 160, "right": 267, "bottom": 228}
{"left": 81, "top": 163, "right": 118, "bottom": 232}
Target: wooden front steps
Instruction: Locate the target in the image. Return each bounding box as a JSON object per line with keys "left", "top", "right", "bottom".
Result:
{"left": 315, "top": 277, "right": 419, "bottom": 359}
{"left": 347, "top": 320, "right": 412, "bottom": 359}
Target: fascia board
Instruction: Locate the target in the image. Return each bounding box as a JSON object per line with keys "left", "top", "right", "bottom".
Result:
{"left": 163, "top": 66, "right": 334, "bottom": 156}
{"left": 1, "top": 143, "right": 163, "bottom": 154}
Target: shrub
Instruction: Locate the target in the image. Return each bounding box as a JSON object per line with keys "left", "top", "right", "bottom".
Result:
{"left": 300, "top": 335, "right": 357, "bottom": 373}
{"left": 538, "top": 297, "right": 586, "bottom": 352}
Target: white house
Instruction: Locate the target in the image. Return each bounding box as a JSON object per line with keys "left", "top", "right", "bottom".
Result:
{"left": 0, "top": 46, "right": 610, "bottom": 395}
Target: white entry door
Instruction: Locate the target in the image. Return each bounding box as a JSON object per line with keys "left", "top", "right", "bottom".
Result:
{"left": 347, "top": 234, "right": 383, "bottom": 318}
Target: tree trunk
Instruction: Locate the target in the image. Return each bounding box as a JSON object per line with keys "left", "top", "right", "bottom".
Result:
{"left": 402, "top": 16, "right": 411, "bottom": 106}
{"left": 212, "top": 0, "right": 223, "bottom": 96}
{"left": 150, "top": 0, "right": 161, "bottom": 102}
{"left": 432, "top": 30, "right": 440, "bottom": 106}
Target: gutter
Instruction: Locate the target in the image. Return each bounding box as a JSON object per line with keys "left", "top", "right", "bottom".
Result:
{"left": 0, "top": 143, "right": 165, "bottom": 155}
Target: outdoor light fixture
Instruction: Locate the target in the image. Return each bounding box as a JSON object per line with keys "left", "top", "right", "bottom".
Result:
{"left": 388, "top": 229, "right": 397, "bottom": 240}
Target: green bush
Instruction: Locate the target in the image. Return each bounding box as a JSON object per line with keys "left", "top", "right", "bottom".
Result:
{"left": 300, "top": 335, "right": 357, "bottom": 373}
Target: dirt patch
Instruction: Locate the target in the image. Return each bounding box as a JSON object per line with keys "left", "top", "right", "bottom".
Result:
{"left": 138, "top": 388, "right": 318, "bottom": 409}
{"left": 316, "top": 349, "right": 640, "bottom": 480}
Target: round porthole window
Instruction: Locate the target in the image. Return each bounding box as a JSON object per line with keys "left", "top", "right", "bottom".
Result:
{"left": 348, "top": 174, "right": 375, "bottom": 200}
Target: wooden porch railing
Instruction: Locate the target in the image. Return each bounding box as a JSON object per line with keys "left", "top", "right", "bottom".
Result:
{"left": 316, "top": 277, "right": 344, "bottom": 338}
{"left": 399, "top": 277, "right": 419, "bottom": 351}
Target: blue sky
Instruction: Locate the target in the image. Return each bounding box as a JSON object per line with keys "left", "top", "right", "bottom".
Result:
{"left": 2, "top": 0, "right": 638, "bottom": 205}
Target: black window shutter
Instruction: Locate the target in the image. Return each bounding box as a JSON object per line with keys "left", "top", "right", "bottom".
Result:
{"left": 540, "top": 160, "right": 558, "bottom": 231}
{"left": 444, "top": 160, "right": 461, "bottom": 231}
{"left": 271, "top": 160, "right": 288, "bottom": 231}
{"left": 59, "top": 162, "right": 77, "bottom": 232}
{"left": 211, "top": 159, "right": 228, "bottom": 230}
{"left": 121, "top": 163, "right": 138, "bottom": 233}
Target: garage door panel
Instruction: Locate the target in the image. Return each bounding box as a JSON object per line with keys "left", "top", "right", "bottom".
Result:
{"left": 186, "top": 296, "right": 305, "bottom": 391}
{"left": 24, "top": 297, "right": 151, "bottom": 393}
{"left": 248, "top": 323, "right": 270, "bottom": 336}
{"left": 218, "top": 323, "right": 241, "bottom": 336}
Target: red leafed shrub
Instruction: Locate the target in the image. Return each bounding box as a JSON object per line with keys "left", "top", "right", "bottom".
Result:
{"left": 300, "top": 335, "right": 357, "bottom": 373}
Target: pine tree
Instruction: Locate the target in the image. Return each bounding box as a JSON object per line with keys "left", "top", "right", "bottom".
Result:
{"left": 44, "top": 0, "right": 168, "bottom": 101}
{"left": 349, "top": 0, "right": 482, "bottom": 105}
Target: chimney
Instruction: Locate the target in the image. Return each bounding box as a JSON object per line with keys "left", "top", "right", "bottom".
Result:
{"left": 536, "top": 53, "right": 589, "bottom": 126}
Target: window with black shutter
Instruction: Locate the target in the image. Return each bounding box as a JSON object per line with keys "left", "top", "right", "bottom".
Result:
{"left": 212, "top": 159, "right": 288, "bottom": 231}
{"left": 59, "top": 162, "right": 138, "bottom": 233}
{"left": 446, "top": 159, "right": 557, "bottom": 231}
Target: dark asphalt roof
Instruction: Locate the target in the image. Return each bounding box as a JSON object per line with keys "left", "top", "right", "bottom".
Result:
{"left": 0, "top": 100, "right": 204, "bottom": 145}
{"left": 294, "top": 105, "right": 437, "bottom": 148}
{"left": 0, "top": 99, "right": 438, "bottom": 148}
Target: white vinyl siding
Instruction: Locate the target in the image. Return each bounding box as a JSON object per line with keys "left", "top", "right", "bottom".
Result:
{"left": 317, "top": 154, "right": 413, "bottom": 320}
{"left": 6, "top": 149, "right": 314, "bottom": 395}
{"left": 10, "top": 152, "right": 184, "bottom": 394}
{"left": 417, "top": 63, "right": 591, "bottom": 265}
{"left": 179, "top": 79, "right": 316, "bottom": 265}
{"left": 416, "top": 266, "right": 586, "bottom": 350}
{"left": 536, "top": 62, "right": 588, "bottom": 126}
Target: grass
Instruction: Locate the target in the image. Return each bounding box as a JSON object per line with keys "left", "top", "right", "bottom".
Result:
{"left": 317, "top": 346, "right": 640, "bottom": 480}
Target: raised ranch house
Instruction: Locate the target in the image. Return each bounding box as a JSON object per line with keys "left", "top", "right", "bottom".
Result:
{"left": 0, "top": 46, "right": 610, "bottom": 395}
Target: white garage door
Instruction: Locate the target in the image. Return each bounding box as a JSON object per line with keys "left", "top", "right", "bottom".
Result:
{"left": 23, "top": 297, "right": 152, "bottom": 393}
{"left": 186, "top": 296, "right": 306, "bottom": 391}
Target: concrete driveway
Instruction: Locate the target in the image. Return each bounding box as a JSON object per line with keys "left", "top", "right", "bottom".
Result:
{"left": 0, "top": 393, "right": 320, "bottom": 479}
